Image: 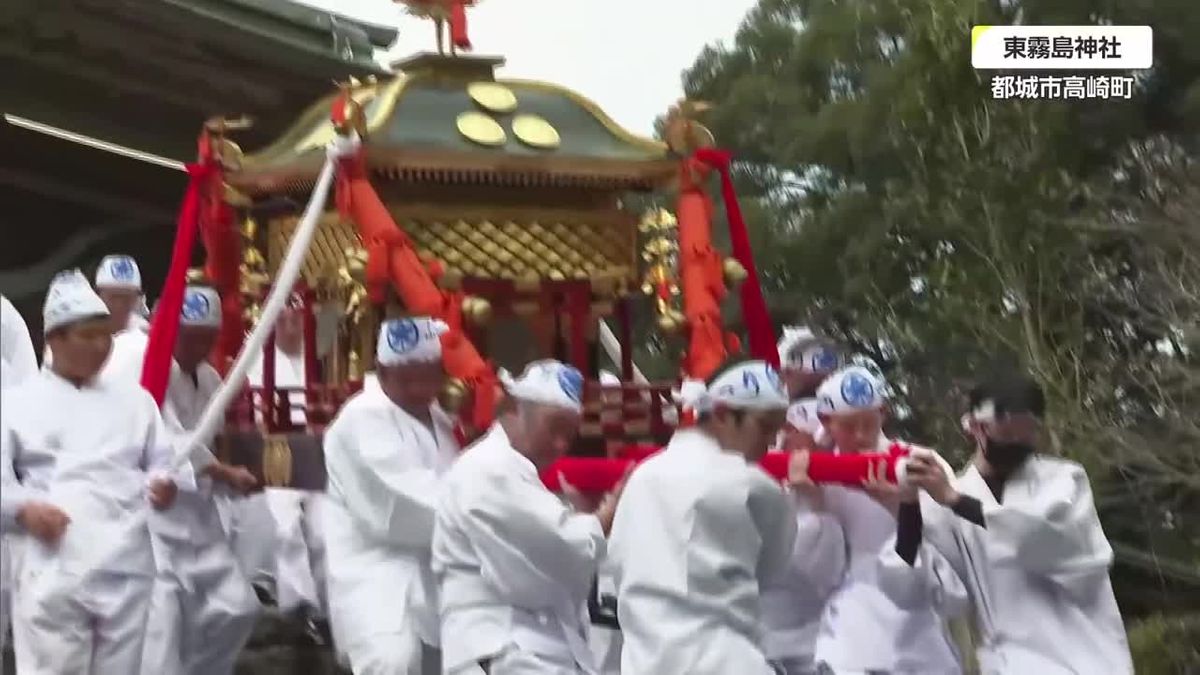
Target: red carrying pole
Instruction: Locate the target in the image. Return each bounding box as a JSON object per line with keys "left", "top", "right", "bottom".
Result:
{"left": 542, "top": 444, "right": 910, "bottom": 493}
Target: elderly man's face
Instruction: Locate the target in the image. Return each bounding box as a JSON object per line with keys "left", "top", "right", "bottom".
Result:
{"left": 518, "top": 402, "right": 582, "bottom": 469}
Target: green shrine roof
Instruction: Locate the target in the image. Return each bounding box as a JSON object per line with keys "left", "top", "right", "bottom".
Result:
{"left": 231, "top": 53, "right": 675, "bottom": 194}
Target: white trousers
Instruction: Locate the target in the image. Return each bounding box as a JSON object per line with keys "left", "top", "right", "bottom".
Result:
{"left": 264, "top": 488, "right": 327, "bottom": 615}
{"left": 450, "top": 648, "right": 584, "bottom": 675}
{"left": 588, "top": 626, "right": 622, "bottom": 675}
{"left": 221, "top": 492, "right": 280, "bottom": 590}
{"left": 1, "top": 537, "right": 9, "bottom": 651}
{"left": 15, "top": 562, "right": 152, "bottom": 675}
{"left": 343, "top": 629, "right": 440, "bottom": 675}
{"left": 140, "top": 537, "right": 260, "bottom": 675}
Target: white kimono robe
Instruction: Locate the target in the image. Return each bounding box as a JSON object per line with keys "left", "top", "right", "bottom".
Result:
{"left": 608, "top": 428, "right": 799, "bottom": 675}
{"left": 1, "top": 296, "right": 37, "bottom": 385}
{"left": 814, "top": 439, "right": 963, "bottom": 675}
{"left": 322, "top": 385, "right": 458, "bottom": 674}
{"left": 760, "top": 495, "right": 847, "bottom": 674}
{"left": 883, "top": 458, "right": 1133, "bottom": 674}
{"left": 1, "top": 295, "right": 38, "bottom": 649}
{"left": 587, "top": 556, "right": 622, "bottom": 675}
{"left": 122, "top": 359, "right": 260, "bottom": 675}
{"left": 228, "top": 345, "right": 325, "bottom": 614}
{"left": 0, "top": 370, "right": 193, "bottom": 674}
{"left": 433, "top": 423, "right": 605, "bottom": 675}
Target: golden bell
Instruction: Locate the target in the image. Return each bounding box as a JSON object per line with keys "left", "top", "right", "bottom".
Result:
{"left": 461, "top": 296, "right": 493, "bottom": 326}
{"left": 439, "top": 378, "right": 469, "bottom": 413}
{"left": 723, "top": 258, "right": 749, "bottom": 285}
{"left": 186, "top": 267, "right": 208, "bottom": 284}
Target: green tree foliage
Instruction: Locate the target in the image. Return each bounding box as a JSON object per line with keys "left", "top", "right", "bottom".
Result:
{"left": 679, "top": 0, "right": 1200, "bottom": 621}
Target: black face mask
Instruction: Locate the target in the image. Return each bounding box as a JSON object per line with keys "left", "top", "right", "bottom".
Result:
{"left": 983, "top": 438, "right": 1035, "bottom": 472}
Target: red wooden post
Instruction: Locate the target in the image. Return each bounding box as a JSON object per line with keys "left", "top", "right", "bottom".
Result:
{"left": 263, "top": 327, "right": 277, "bottom": 432}
{"left": 617, "top": 297, "right": 633, "bottom": 381}
{"left": 568, "top": 285, "right": 590, "bottom": 374}
{"left": 301, "top": 284, "right": 320, "bottom": 426}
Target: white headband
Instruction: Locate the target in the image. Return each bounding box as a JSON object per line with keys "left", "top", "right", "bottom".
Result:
{"left": 500, "top": 359, "right": 585, "bottom": 413}
{"left": 797, "top": 344, "right": 842, "bottom": 374}
{"left": 95, "top": 255, "right": 142, "bottom": 291}
{"left": 778, "top": 326, "right": 815, "bottom": 364}
{"left": 817, "top": 365, "right": 886, "bottom": 416}
{"left": 43, "top": 269, "right": 110, "bottom": 333}
{"left": 180, "top": 286, "right": 221, "bottom": 328}
{"left": 786, "top": 398, "right": 824, "bottom": 436}
{"left": 376, "top": 317, "right": 449, "bottom": 367}
{"left": 778, "top": 325, "right": 841, "bottom": 373}
{"left": 677, "top": 360, "right": 789, "bottom": 414}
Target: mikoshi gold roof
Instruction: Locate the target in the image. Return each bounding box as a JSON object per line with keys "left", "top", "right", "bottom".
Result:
{"left": 269, "top": 211, "right": 637, "bottom": 288}
{"left": 229, "top": 54, "right": 676, "bottom": 195}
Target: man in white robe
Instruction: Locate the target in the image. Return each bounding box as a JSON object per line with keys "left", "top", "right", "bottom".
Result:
{"left": 433, "top": 359, "right": 622, "bottom": 675}
{"left": 887, "top": 375, "right": 1133, "bottom": 674}
{"left": 238, "top": 297, "right": 328, "bottom": 629}
{"left": 763, "top": 399, "right": 847, "bottom": 675}
{"left": 1, "top": 294, "right": 39, "bottom": 654}
{"left": 105, "top": 285, "right": 262, "bottom": 675}
{"left": 608, "top": 359, "right": 798, "bottom": 675}
{"left": 0, "top": 269, "right": 187, "bottom": 674}
{"left": 810, "top": 366, "right": 964, "bottom": 675}
{"left": 95, "top": 253, "right": 150, "bottom": 334}
{"left": 777, "top": 326, "right": 843, "bottom": 403}
{"left": 323, "top": 317, "right": 459, "bottom": 674}
{"left": 43, "top": 255, "right": 150, "bottom": 378}
{"left": 587, "top": 369, "right": 624, "bottom": 675}
{"left": 42, "top": 254, "right": 149, "bottom": 373}
{"left": 1, "top": 295, "right": 38, "bottom": 384}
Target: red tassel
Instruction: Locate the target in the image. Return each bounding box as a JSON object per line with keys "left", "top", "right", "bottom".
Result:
{"left": 140, "top": 164, "right": 208, "bottom": 406}
{"left": 693, "top": 149, "right": 779, "bottom": 368}
{"left": 450, "top": 2, "right": 470, "bottom": 50}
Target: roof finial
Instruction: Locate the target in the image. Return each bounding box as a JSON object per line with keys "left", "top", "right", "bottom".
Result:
{"left": 395, "top": 1, "right": 479, "bottom": 56}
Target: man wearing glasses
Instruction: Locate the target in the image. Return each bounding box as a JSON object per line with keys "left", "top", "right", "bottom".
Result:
{"left": 893, "top": 374, "right": 1133, "bottom": 674}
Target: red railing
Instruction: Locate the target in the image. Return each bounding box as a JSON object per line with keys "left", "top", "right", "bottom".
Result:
{"left": 225, "top": 379, "right": 680, "bottom": 445}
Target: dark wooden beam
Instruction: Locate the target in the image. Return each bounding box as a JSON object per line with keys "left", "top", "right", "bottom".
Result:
{"left": 0, "top": 166, "right": 177, "bottom": 222}
{"left": 0, "top": 43, "right": 226, "bottom": 115}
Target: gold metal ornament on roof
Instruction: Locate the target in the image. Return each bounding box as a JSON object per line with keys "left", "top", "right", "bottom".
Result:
{"left": 639, "top": 207, "right": 678, "bottom": 232}
{"left": 512, "top": 114, "right": 561, "bottom": 149}
{"left": 638, "top": 207, "right": 684, "bottom": 333}
{"left": 664, "top": 98, "right": 716, "bottom": 155}
{"left": 467, "top": 82, "right": 518, "bottom": 113}
{"left": 457, "top": 111, "right": 507, "bottom": 146}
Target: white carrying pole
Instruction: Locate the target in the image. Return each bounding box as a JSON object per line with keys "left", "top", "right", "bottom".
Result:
{"left": 172, "top": 140, "right": 350, "bottom": 471}
{"left": 597, "top": 319, "right": 648, "bottom": 384}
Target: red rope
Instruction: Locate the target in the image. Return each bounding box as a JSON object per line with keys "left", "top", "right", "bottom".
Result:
{"left": 693, "top": 148, "right": 779, "bottom": 368}
{"left": 140, "top": 163, "right": 208, "bottom": 405}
